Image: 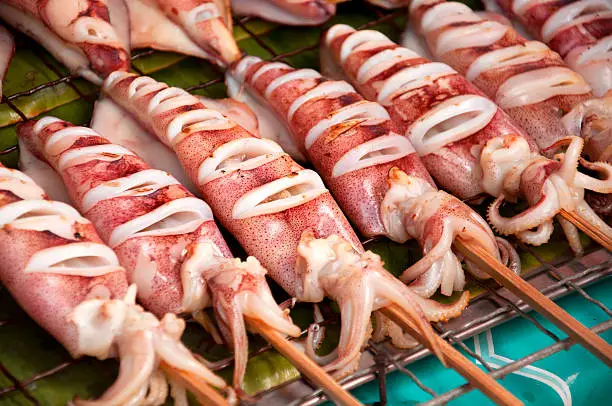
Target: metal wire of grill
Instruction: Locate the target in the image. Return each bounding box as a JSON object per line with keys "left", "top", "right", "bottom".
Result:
{"left": 0, "top": 4, "right": 610, "bottom": 406}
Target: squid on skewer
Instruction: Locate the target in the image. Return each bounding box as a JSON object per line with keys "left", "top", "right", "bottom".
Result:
{"left": 0, "top": 0, "right": 130, "bottom": 83}
{"left": 0, "top": 163, "right": 227, "bottom": 405}
{"left": 407, "top": 0, "right": 596, "bottom": 153}
{"left": 231, "top": 0, "right": 336, "bottom": 26}
{"left": 101, "top": 71, "right": 460, "bottom": 377}
{"left": 225, "top": 55, "right": 510, "bottom": 307}
{"left": 483, "top": 0, "right": 612, "bottom": 97}
{"left": 0, "top": 24, "right": 13, "bottom": 99}
{"left": 407, "top": 0, "right": 612, "bottom": 227}
{"left": 18, "top": 117, "right": 300, "bottom": 392}
{"left": 320, "top": 25, "right": 612, "bottom": 254}
{"left": 126, "top": 0, "right": 240, "bottom": 67}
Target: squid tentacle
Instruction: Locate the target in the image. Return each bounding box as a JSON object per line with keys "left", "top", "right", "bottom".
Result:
{"left": 209, "top": 256, "right": 301, "bottom": 389}
{"left": 487, "top": 182, "right": 560, "bottom": 235}
{"left": 296, "top": 230, "right": 468, "bottom": 377}
{"left": 305, "top": 305, "right": 339, "bottom": 365}
{"left": 383, "top": 168, "right": 501, "bottom": 291}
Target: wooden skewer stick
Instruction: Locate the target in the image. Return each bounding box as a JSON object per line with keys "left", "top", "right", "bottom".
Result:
{"left": 160, "top": 362, "right": 230, "bottom": 406}
{"left": 381, "top": 305, "right": 522, "bottom": 406}
{"left": 246, "top": 316, "right": 363, "bottom": 406}
{"left": 559, "top": 209, "right": 612, "bottom": 251}
{"left": 454, "top": 237, "right": 612, "bottom": 367}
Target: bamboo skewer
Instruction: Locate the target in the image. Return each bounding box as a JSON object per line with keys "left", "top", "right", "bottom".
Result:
{"left": 454, "top": 237, "right": 612, "bottom": 367}
{"left": 246, "top": 316, "right": 363, "bottom": 406}
{"left": 559, "top": 209, "right": 612, "bottom": 251}
{"left": 381, "top": 305, "right": 522, "bottom": 406}
{"left": 160, "top": 362, "right": 230, "bottom": 406}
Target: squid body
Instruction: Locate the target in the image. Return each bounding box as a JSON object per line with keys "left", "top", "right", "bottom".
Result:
{"left": 0, "top": 0, "right": 130, "bottom": 83}
{"left": 17, "top": 117, "right": 299, "bottom": 391}
{"left": 225, "top": 54, "right": 511, "bottom": 311}
{"left": 319, "top": 24, "right": 612, "bottom": 254}
{"left": 0, "top": 163, "right": 226, "bottom": 405}
{"left": 232, "top": 0, "right": 336, "bottom": 26}
{"left": 99, "top": 71, "right": 464, "bottom": 377}
{"left": 485, "top": 0, "right": 612, "bottom": 97}
{"left": 126, "top": 0, "right": 240, "bottom": 67}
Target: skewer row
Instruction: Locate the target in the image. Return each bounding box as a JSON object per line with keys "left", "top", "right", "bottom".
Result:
{"left": 0, "top": 1, "right": 610, "bottom": 405}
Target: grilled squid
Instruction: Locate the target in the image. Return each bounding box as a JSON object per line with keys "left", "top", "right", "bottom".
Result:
{"left": 408, "top": 0, "right": 596, "bottom": 154}
{"left": 226, "top": 55, "right": 508, "bottom": 303}
{"left": 17, "top": 117, "right": 299, "bottom": 391}
{"left": 0, "top": 164, "right": 226, "bottom": 405}
{"left": 231, "top": 0, "right": 336, "bottom": 26}
{"left": 126, "top": 0, "right": 240, "bottom": 66}
{"left": 321, "top": 25, "right": 612, "bottom": 252}
{"left": 484, "top": 0, "right": 612, "bottom": 97}
{"left": 0, "top": 0, "right": 130, "bottom": 83}
{"left": 0, "top": 24, "right": 13, "bottom": 99}
{"left": 101, "top": 71, "right": 458, "bottom": 377}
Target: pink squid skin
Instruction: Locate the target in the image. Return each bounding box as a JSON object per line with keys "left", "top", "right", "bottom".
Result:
{"left": 231, "top": 0, "right": 336, "bottom": 26}
{"left": 2, "top": 0, "right": 130, "bottom": 78}
{"left": 0, "top": 166, "right": 129, "bottom": 357}
{"left": 324, "top": 30, "right": 538, "bottom": 201}
{"left": 18, "top": 120, "right": 233, "bottom": 318}
{"left": 240, "top": 59, "right": 436, "bottom": 237}
{"left": 103, "top": 74, "right": 361, "bottom": 296}
{"left": 232, "top": 56, "right": 518, "bottom": 297}
{"left": 200, "top": 155, "right": 362, "bottom": 296}
{"left": 495, "top": 0, "right": 612, "bottom": 58}
{"left": 103, "top": 72, "right": 483, "bottom": 376}
{"left": 488, "top": 0, "right": 612, "bottom": 97}
{"left": 152, "top": 0, "right": 241, "bottom": 65}
{"left": 410, "top": 0, "right": 594, "bottom": 154}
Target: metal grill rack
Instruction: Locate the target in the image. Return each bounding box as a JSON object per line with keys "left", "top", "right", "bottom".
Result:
{"left": 0, "top": 4, "right": 611, "bottom": 405}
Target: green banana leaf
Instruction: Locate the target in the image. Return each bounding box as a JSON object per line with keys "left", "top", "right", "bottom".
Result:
{"left": 0, "top": 1, "right": 592, "bottom": 403}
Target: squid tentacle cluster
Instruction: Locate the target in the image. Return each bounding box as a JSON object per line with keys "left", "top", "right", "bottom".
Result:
{"left": 321, "top": 24, "right": 612, "bottom": 252}
{"left": 101, "top": 71, "right": 463, "bottom": 377}
{"left": 125, "top": 0, "right": 240, "bottom": 67}
{"left": 17, "top": 117, "right": 300, "bottom": 391}
{"left": 225, "top": 54, "right": 507, "bottom": 301}
{"left": 231, "top": 0, "right": 336, "bottom": 26}
{"left": 0, "top": 164, "right": 225, "bottom": 405}
{"left": 0, "top": 0, "right": 130, "bottom": 83}
{"left": 485, "top": 0, "right": 612, "bottom": 97}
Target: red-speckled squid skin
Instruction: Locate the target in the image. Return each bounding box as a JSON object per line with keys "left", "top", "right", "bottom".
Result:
{"left": 486, "top": 0, "right": 612, "bottom": 97}
{"left": 231, "top": 0, "right": 336, "bottom": 26}
{"left": 408, "top": 0, "right": 596, "bottom": 154}
{"left": 18, "top": 117, "right": 299, "bottom": 392}
{"left": 101, "top": 71, "right": 465, "bottom": 378}
{"left": 130, "top": 0, "right": 240, "bottom": 66}
{"left": 0, "top": 0, "right": 130, "bottom": 83}
{"left": 0, "top": 164, "right": 225, "bottom": 405}
{"left": 226, "top": 55, "right": 511, "bottom": 305}
{"left": 320, "top": 25, "right": 612, "bottom": 254}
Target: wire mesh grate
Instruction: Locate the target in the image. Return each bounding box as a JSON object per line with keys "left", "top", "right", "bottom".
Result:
{"left": 0, "top": 4, "right": 610, "bottom": 406}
